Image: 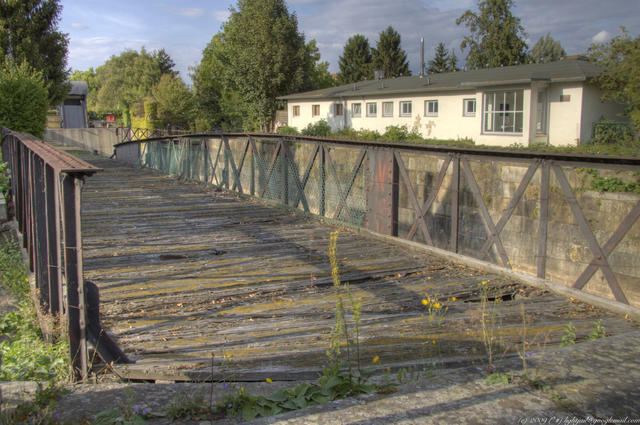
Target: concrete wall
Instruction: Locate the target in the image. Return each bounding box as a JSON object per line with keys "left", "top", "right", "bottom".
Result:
{"left": 44, "top": 128, "right": 120, "bottom": 157}
{"left": 580, "top": 84, "right": 628, "bottom": 143}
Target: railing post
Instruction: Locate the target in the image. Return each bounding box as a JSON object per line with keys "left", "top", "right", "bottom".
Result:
{"left": 282, "top": 140, "right": 288, "bottom": 205}
{"left": 33, "top": 156, "right": 50, "bottom": 311}
{"left": 365, "top": 148, "right": 397, "bottom": 236}
{"left": 537, "top": 160, "right": 550, "bottom": 279}
{"left": 45, "top": 164, "right": 61, "bottom": 315}
{"left": 62, "top": 174, "right": 88, "bottom": 380}
{"left": 450, "top": 153, "right": 460, "bottom": 253}
{"left": 320, "top": 146, "right": 326, "bottom": 217}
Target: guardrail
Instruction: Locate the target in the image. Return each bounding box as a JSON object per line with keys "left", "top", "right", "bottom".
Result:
{"left": 1, "top": 128, "right": 101, "bottom": 380}
{"left": 115, "top": 133, "right": 640, "bottom": 309}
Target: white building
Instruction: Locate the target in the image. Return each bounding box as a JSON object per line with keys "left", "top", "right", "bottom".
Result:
{"left": 280, "top": 59, "right": 626, "bottom": 147}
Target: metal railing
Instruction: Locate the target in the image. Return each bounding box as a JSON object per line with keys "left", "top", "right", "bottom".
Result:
{"left": 1, "top": 128, "right": 101, "bottom": 380}
{"left": 115, "top": 133, "right": 640, "bottom": 308}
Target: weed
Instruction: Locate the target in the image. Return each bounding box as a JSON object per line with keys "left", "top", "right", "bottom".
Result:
{"left": 166, "top": 393, "right": 212, "bottom": 420}
{"left": 559, "top": 322, "right": 577, "bottom": 347}
{"left": 486, "top": 372, "right": 510, "bottom": 385}
{"left": 0, "top": 161, "right": 10, "bottom": 201}
{"left": 0, "top": 382, "right": 69, "bottom": 424}
{"left": 478, "top": 280, "right": 504, "bottom": 370}
{"left": 422, "top": 293, "right": 448, "bottom": 327}
{"left": 588, "top": 319, "right": 606, "bottom": 341}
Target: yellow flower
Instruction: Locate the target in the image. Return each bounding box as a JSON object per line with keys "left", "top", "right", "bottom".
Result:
{"left": 433, "top": 302, "right": 442, "bottom": 309}
{"left": 266, "top": 378, "right": 273, "bottom": 383}
{"left": 372, "top": 355, "right": 380, "bottom": 364}
{"left": 481, "top": 280, "right": 488, "bottom": 285}
{"left": 450, "top": 297, "right": 457, "bottom": 301}
{"left": 421, "top": 298, "right": 429, "bottom": 306}
{"left": 432, "top": 339, "right": 436, "bottom": 344}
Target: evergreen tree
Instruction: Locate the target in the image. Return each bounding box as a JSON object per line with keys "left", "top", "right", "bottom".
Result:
{"left": 221, "top": 0, "right": 309, "bottom": 131}
{"left": 152, "top": 74, "right": 196, "bottom": 128}
{"left": 0, "top": 0, "right": 70, "bottom": 105}
{"left": 338, "top": 34, "right": 373, "bottom": 84}
{"left": 530, "top": 33, "right": 566, "bottom": 63}
{"left": 456, "top": 0, "right": 528, "bottom": 69}
{"left": 304, "top": 39, "right": 337, "bottom": 90}
{"left": 153, "top": 48, "right": 177, "bottom": 77}
{"left": 372, "top": 26, "right": 411, "bottom": 78}
{"left": 428, "top": 42, "right": 459, "bottom": 73}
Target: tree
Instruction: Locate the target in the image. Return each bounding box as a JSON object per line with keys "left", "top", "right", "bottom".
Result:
{"left": 588, "top": 28, "right": 640, "bottom": 130}
{"left": 338, "top": 34, "right": 373, "bottom": 84}
{"left": 428, "top": 42, "right": 459, "bottom": 73}
{"left": 303, "top": 39, "right": 337, "bottom": 90}
{"left": 191, "top": 33, "right": 244, "bottom": 130}
{"left": 0, "top": 58, "right": 49, "bottom": 138}
{"left": 530, "top": 33, "right": 566, "bottom": 63}
{"left": 456, "top": 0, "right": 528, "bottom": 69}
{"left": 372, "top": 26, "right": 410, "bottom": 78}
{"left": 220, "top": 0, "right": 309, "bottom": 131}
{"left": 153, "top": 48, "right": 177, "bottom": 77}
{"left": 71, "top": 68, "right": 98, "bottom": 111}
{"left": 152, "top": 74, "right": 196, "bottom": 128}
{"left": 0, "top": 0, "right": 69, "bottom": 106}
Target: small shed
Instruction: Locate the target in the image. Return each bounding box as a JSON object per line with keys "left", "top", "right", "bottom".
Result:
{"left": 59, "top": 81, "right": 89, "bottom": 128}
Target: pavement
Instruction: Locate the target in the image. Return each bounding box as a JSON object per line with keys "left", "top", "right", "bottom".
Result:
{"left": 2, "top": 327, "right": 639, "bottom": 424}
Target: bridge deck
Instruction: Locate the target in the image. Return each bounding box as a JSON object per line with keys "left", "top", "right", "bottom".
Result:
{"left": 81, "top": 156, "right": 637, "bottom": 381}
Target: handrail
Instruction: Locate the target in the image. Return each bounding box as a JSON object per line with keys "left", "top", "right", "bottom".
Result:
{"left": 1, "top": 127, "right": 101, "bottom": 380}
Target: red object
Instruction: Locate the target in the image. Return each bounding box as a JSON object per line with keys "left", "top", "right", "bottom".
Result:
{"left": 106, "top": 114, "right": 115, "bottom": 122}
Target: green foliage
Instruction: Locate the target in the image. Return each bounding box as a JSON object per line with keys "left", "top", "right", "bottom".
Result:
{"left": 456, "top": 0, "right": 528, "bottom": 69}
{"left": 166, "top": 393, "right": 211, "bottom": 420}
{"left": 589, "top": 28, "right": 640, "bottom": 131}
{"left": 0, "top": 0, "right": 70, "bottom": 106}
{"left": 530, "top": 33, "right": 566, "bottom": 63}
{"left": 338, "top": 34, "right": 374, "bottom": 84}
{"left": 152, "top": 74, "right": 196, "bottom": 129}
{"left": 0, "top": 382, "right": 68, "bottom": 425}
{"left": 581, "top": 168, "right": 640, "bottom": 193}
{"left": 0, "top": 58, "right": 49, "bottom": 138}
{"left": 0, "top": 238, "right": 29, "bottom": 300}
{"left": 276, "top": 125, "right": 299, "bottom": 135}
{"left": 588, "top": 319, "right": 607, "bottom": 341}
{"left": 71, "top": 67, "right": 98, "bottom": 112}
{"left": 486, "top": 372, "right": 510, "bottom": 385}
{"left": 592, "top": 121, "right": 635, "bottom": 146}
{"left": 221, "top": 0, "right": 309, "bottom": 131}
{"left": 301, "top": 120, "right": 332, "bottom": 137}
{"left": 559, "top": 322, "right": 577, "bottom": 347}
{"left": 153, "top": 48, "right": 177, "bottom": 77}
{"left": 428, "top": 42, "right": 459, "bottom": 73}
{"left": 372, "top": 26, "right": 411, "bottom": 78}
{"left": 1, "top": 161, "right": 11, "bottom": 201}
{"left": 303, "top": 39, "right": 337, "bottom": 90}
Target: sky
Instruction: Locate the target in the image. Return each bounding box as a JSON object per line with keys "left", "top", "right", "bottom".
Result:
{"left": 60, "top": 0, "right": 640, "bottom": 83}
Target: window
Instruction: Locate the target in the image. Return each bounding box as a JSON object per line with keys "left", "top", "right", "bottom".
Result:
{"left": 400, "top": 101, "right": 412, "bottom": 117}
{"left": 351, "top": 103, "right": 362, "bottom": 117}
{"left": 335, "top": 103, "right": 344, "bottom": 116}
{"left": 312, "top": 104, "right": 320, "bottom": 117}
{"left": 292, "top": 105, "right": 300, "bottom": 117}
{"left": 483, "top": 90, "right": 524, "bottom": 134}
{"left": 382, "top": 101, "right": 393, "bottom": 117}
{"left": 463, "top": 99, "right": 476, "bottom": 116}
{"left": 425, "top": 100, "right": 438, "bottom": 116}
{"left": 366, "top": 102, "right": 377, "bottom": 117}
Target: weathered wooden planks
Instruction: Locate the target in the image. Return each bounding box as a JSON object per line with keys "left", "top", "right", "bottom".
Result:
{"left": 80, "top": 157, "right": 638, "bottom": 382}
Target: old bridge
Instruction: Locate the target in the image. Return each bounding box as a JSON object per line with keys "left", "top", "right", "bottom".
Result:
{"left": 2, "top": 128, "right": 639, "bottom": 381}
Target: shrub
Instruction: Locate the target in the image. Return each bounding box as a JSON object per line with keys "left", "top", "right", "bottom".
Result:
{"left": 276, "top": 125, "right": 299, "bottom": 135}
{"left": 301, "top": 120, "right": 332, "bottom": 137}
{"left": 0, "top": 58, "right": 49, "bottom": 138}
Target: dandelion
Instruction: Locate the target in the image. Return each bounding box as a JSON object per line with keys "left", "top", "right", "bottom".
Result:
{"left": 432, "top": 339, "right": 436, "bottom": 344}
{"left": 372, "top": 355, "right": 380, "bottom": 364}
{"left": 421, "top": 298, "right": 428, "bottom": 306}
{"left": 433, "top": 302, "right": 441, "bottom": 309}
{"left": 481, "top": 280, "right": 488, "bottom": 285}
{"left": 450, "top": 296, "right": 457, "bottom": 301}
{"left": 266, "top": 378, "right": 273, "bottom": 383}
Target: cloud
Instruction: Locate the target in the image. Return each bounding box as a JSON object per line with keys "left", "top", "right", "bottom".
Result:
{"left": 177, "top": 8, "right": 205, "bottom": 18}
{"left": 214, "top": 10, "right": 230, "bottom": 22}
{"left": 591, "top": 30, "right": 610, "bottom": 44}
{"left": 70, "top": 23, "right": 89, "bottom": 31}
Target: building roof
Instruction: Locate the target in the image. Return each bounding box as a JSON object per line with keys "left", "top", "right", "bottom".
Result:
{"left": 279, "top": 59, "right": 601, "bottom": 101}
{"left": 68, "top": 80, "right": 89, "bottom": 96}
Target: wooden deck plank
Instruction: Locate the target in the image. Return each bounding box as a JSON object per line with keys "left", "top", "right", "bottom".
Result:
{"left": 80, "top": 157, "right": 638, "bottom": 381}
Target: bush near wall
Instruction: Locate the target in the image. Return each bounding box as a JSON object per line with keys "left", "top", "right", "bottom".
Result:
{"left": 0, "top": 58, "right": 48, "bottom": 138}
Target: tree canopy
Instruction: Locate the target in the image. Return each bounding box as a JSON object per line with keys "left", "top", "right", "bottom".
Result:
{"left": 152, "top": 74, "right": 196, "bottom": 129}
{"left": 372, "top": 26, "right": 410, "bottom": 78}
{"left": 588, "top": 28, "right": 640, "bottom": 130}
{"left": 0, "top": 0, "right": 70, "bottom": 106}
{"left": 427, "top": 42, "right": 459, "bottom": 73}
{"left": 0, "top": 58, "right": 49, "bottom": 137}
{"left": 338, "top": 34, "right": 373, "bottom": 84}
{"left": 530, "top": 34, "right": 566, "bottom": 64}
{"left": 220, "top": 0, "right": 309, "bottom": 131}
{"left": 456, "top": 0, "right": 528, "bottom": 69}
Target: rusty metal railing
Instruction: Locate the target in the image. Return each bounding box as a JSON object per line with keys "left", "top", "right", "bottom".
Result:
{"left": 1, "top": 127, "right": 101, "bottom": 380}
{"left": 114, "top": 133, "right": 640, "bottom": 309}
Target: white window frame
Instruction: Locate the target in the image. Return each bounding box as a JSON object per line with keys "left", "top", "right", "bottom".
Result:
{"left": 400, "top": 101, "right": 412, "bottom": 117}
{"left": 463, "top": 98, "right": 476, "bottom": 117}
{"left": 482, "top": 90, "right": 524, "bottom": 134}
{"left": 351, "top": 103, "right": 362, "bottom": 117}
{"left": 292, "top": 105, "right": 300, "bottom": 117}
{"left": 312, "top": 104, "right": 320, "bottom": 117}
{"left": 382, "top": 101, "right": 393, "bottom": 117}
{"left": 366, "top": 102, "right": 377, "bottom": 117}
{"left": 424, "top": 100, "right": 438, "bottom": 117}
